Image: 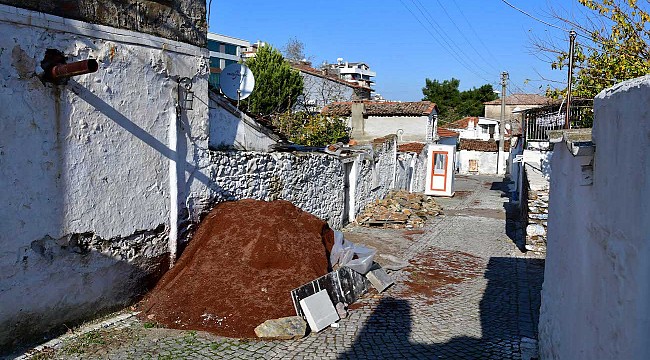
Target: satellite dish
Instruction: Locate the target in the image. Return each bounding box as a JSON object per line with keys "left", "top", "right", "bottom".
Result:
{"left": 219, "top": 63, "right": 255, "bottom": 101}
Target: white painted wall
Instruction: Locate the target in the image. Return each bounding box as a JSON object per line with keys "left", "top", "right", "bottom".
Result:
{"left": 457, "top": 150, "right": 507, "bottom": 175}
{"left": 0, "top": 6, "right": 209, "bottom": 349}
{"left": 539, "top": 76, "right": 650, "bottom": 359}
{"left": 349, "top": 115, "right": 432, "bottom": 142}
{"left": 208, "top": 93, "right": 281, "bottom": 151}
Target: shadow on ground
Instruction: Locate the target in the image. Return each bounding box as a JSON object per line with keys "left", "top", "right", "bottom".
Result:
{"left": 338, "top": 257, "right": 545, "bottom": 360}
{"left": 490, "top": 179, "right": 527, "bottom": 252}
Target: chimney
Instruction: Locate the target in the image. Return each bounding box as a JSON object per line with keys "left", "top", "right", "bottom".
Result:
{"left": 351, "top": 101, "right": 366, "bottom": 139}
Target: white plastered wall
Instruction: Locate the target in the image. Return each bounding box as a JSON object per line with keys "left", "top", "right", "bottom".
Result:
{"left": 0, "top": 5, "right": 209, "bottom": 348}
{"left": 539, "top": 75, "right": 650, "bottom": 359}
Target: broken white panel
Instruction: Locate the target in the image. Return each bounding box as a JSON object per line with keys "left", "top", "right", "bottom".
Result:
{"left": 299, "top": 289, "right": 340, "bottom": 332}
{"left": 366, "top": 267, "right": 394, "bottom": 293}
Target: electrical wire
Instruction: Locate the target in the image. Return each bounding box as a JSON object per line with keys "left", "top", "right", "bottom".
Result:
{"left": 399, "top": 0, "right": 494, "bottom": 84}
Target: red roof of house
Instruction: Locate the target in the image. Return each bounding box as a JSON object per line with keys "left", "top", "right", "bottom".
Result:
{"left": 442, "top": 116, "right": 478, "bottom": 130}
{"left": 398, "top": 142, "right": 426, "bottom": 153}
{"left": 437, "top": 128, "right": 460, "bottom": 138}
{"left": 322, "top": 101, "right": 438, "bottom": 117}
{"left": 483, "top": 93, "right": 552, "bottom": 106}
{"left": 459, "top": 139, "right": 510, "bottom": 152}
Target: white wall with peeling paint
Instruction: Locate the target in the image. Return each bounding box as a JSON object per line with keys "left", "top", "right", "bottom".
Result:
{"left": 539, "top": 76, "right": 650, "bottom": 359}
{"left": 0, "top": 4, "right": 209, "bottom": 349}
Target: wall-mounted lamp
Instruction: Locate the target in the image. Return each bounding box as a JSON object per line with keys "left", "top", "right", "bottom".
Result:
{"left": 177, "top": 77, "right": 194, "bottom": 111}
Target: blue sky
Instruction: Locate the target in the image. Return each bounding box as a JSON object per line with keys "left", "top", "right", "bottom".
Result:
{"left": 210, "top": 0, "right": 586, "bottom": 101}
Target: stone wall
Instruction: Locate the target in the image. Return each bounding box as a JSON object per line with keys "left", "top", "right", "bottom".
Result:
{"left": 0, "top": 6, "right": 209, "bottom": 350}
{"left": 0, "top": 0, "right": 206, "bottom": 46}
{"left": 539, "top": 76, "right": 650, "bottom": 359}
{"left": 206, "top": 151, "right": 345, "bottom": 229}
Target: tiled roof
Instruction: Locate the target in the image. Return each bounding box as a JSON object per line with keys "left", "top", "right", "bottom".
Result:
{"left": 322, "top": 101, "right": 437, "bottom": 117}
{"left": 291, "top": 63, "right": 366, "bottom": 89}
{"left": 459, "top": 139, "right": 510, "bottom": 152}
{"left": 442, "top": 117, "right": 477, "bottom": 130}
{"left": 437, "top": 128, "right": 460, "bottom": 138}
{"left": 398, "top": 142, "right": 426, "bottom": 153}
{"left": 484, "top": 93, "right": 552, "bottom": 106}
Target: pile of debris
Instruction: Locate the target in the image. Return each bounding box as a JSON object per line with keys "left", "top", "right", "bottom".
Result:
{"left": 137, "top": 199, "right": 335, "bottom": 338}
{"left": 356, "top": 190, "right": 442, "bottom": 228}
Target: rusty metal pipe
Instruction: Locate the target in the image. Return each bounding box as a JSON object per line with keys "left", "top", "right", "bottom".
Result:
{"left": 50, "top": 59, "right": 98, "bottom": 80}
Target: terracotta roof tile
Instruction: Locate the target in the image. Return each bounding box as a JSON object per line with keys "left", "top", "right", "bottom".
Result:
{"left": 398, "top": 142, "right": 426, "bottom": 153}
{"left": 322, "top": 101, "right": 437, "bottom": 117}
{"left": 442, "top": 117, "right": 477, "bottom": 129}
{"left": 459, "top": 139, "right": 510, "bottom": 152}
{"left": 437, "top": 128, "right": 460, "bottom": 138}
{"left": 484, "top": 93, "right": 552, "bottom": 106}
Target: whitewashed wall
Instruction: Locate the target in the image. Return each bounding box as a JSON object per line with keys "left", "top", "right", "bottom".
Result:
{"left": 207, "top": 151, "right": 346, "bottom": 228}
{"left": 457, "top": 150, "right": 507, "bottom": 175}
{"left": 349, "top": 115, "right": 432, "bottom": 142}
{"left": 539, "top": 76, "right": 650, "bottom": 359}
{"left": 208, "top": 93, "right": 281, "bottom": 151}
{"left": 0, "top": 6, "right": 210, "bottom": 349}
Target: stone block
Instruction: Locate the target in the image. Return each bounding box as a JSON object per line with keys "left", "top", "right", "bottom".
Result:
{"left": 299, "top": 289, "right": 339, "bottom": 333}
{"left": 526, "top": 224, "right": 546, "bottom": 237}
{"left": 365, "top": 267, "right": 394, "bottom": 293}
{"left": 254, "top": 316, "right": 307, "bottom": 340}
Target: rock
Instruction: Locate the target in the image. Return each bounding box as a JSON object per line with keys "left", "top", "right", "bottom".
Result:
{"left": 526, "top": 224, "right": 546, "bottom": 237}
{"left": 254, "top": 316, "right": 307, "bottom": 340}
{"left": 335, "top": 302, "right": 348, "bottom": 319}
{"left": 529, "top": 213, "right": 548, "bottom": 220}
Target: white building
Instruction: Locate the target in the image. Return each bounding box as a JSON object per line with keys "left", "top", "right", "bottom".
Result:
{"left": 443, "top": 116, "right": 503, "bottom": 141}
{"left": 326, "top": 59, "right": 376, "bottom": 90}
{"left": 207, "top": 33, "right": 250, "bottom": 89}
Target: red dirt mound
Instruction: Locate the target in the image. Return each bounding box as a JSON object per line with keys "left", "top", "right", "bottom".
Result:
{"left": 138, "top": 199, "right": 335, "bottom": 338}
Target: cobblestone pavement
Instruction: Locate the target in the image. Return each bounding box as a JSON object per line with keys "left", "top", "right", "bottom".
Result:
{"left": 17, "top": 175, "right": 544, "bottom": 360}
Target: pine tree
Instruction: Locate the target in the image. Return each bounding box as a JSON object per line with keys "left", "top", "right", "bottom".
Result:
{"left": 243, "top": 46, "right": 304, "bottom": 116}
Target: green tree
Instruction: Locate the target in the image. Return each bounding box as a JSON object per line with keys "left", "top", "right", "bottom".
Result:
{"left": 422, "top": 78, "right": 498, "bottom": 124}
{"left": 243, "top": 45, "right": 304, "bottom": 116}
{"left": 273, "top": 111, "right": 350, "bottom": 146}
{"left": 541, "top": 0, "right": 650, "bottom": 98}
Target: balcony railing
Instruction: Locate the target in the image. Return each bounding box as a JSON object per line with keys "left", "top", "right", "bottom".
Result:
{"left": 523, "top": 98, "right": 593, "bottom": 143}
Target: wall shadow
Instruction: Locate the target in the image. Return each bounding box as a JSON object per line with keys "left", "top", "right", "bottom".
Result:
{"left": 338, "top": 257, "right": 544, "bottom": 359}
{"left": 491, "top": 179, "right": 526, "bottom": 251}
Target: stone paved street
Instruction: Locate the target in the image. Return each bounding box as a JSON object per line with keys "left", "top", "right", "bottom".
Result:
{"left": 18, "top": 175, "right": 544, "bottom": 360}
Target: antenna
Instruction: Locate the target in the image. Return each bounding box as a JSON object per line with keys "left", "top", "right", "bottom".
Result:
{"left": 219, "top": 63, "right": 255, "bottom": 108}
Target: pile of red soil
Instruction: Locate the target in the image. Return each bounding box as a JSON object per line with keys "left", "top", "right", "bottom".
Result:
{"left": 138, "top": 199, "right": 334, "bottom": 338}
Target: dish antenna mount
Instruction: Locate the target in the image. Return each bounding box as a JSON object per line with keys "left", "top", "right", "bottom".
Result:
{"left": 219, "top": 63, "right": 255, "bottom": 107}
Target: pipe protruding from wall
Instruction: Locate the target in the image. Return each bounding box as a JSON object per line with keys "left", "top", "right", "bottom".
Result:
{"left": 50, "top": 59, "right": 99, "bottom": 80}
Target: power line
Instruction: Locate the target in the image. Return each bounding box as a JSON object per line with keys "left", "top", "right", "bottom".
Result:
{"left": 429, "top": 0, "right": 501, "bottom": 73}
{"left": 499, "top": 0, "right": 592, "bottom": 41}
{"left": 450, "top": 0, "right": 503, "bottom": 68}
{"left": 411, "top": 0, "right": 495, "bottom": 79}
{"left": 399, "top": 0, "right": 493, "bottom": 83}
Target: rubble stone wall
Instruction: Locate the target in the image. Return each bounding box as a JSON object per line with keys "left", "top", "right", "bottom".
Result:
{"left": 205, "top": 138, "right": 398, "bottom": 231}
{"left": 0, "top": 0, "right": 206, "bottom": 47}
{"left": 206, "top": 151, "right": 346, "bottom": 229}
{"left": 0, "top": 7, "right": 209, "bottom": 351}
{"left": 353, "top": 137, "right": 397, "bottom": 217}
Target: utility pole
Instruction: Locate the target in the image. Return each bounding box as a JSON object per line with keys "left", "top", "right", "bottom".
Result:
{"left": 565, "top": 30, "right": 577, "bottom": 129}
{"left": 498, "top": 71, "right": 508, "bottom": 175}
